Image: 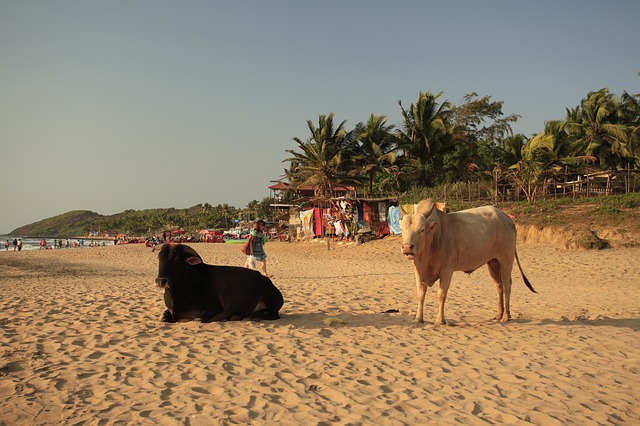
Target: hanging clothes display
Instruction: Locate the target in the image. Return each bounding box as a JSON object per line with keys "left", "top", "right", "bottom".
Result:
{"left": 378, "top": 202, "right": 387, "bottom": 222}
{"left": 334, "top": 220, "right": 344, "bottom": 236}
{"left": 388, "top": 205, "right": 402, "bottom": 235}
{"left": 314, "top": 208, "right": 324, "bottom": 236}
{"left": 299, "top": 209, "right": 314, "bottom": 238}
{"left": 356, "top": 202, "right": 365, "bottom": 226}
{"left": 378, "top": 202, "right": 390, "bottom": 235}
{"left": 363, "top": 202, "right": 374, "bottom": 225}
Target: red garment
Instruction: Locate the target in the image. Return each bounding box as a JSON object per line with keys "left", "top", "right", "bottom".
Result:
{"left": 379, "top": 222, "right": 390, "bottom": 236}
{"left": 314, "top": 208, "right": 324, "bottom": 236}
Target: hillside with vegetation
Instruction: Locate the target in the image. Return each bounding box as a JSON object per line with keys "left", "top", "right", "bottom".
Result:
{"left": 9, "top": 194, "right": 640, "bottom": 249}
{"left": 8, "top": 200, "right": 274, "bottom": 238}
{"left": 10, "top": 211, "right": 103, "bottom": 238}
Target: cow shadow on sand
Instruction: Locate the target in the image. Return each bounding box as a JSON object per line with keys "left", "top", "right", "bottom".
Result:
{"left": 275, "top": 311, "right": 411, "bottom": 330}
{"left": 266, "top": 313, "right": 640, "bottom": 331}
{"left": 510, "top": 317, "right": 640, "bottom": 331}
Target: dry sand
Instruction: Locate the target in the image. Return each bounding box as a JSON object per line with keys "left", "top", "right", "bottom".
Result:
{"left": 1, "top": 237, "right": 639, "bottom": 425}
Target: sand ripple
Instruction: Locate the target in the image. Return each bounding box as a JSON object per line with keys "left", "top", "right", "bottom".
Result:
{"left": 1, "top": 239, "right": 639, "bottom": 424}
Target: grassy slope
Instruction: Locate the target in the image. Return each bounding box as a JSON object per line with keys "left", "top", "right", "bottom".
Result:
{"left": 498, "top": 193, "right": 640, "bottom": 248}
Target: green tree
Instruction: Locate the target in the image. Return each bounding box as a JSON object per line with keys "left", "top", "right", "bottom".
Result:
{"left": 564, "top": 88, "right": 631, "bottom": 172}
{"left": 353, "top": 114, "right": 398, "bottom": 194}
{"left": 244, "top": 198, "right": 272, "bottom": 222}
{"left": 491, "top": 134, "right": 526, "bottom": 199}
{"left": 444, "top": 93, "right": 520, "bottom": 183}
{"left": 215, "top": 204, "right": 237, "bottom": 229}
{"left": 397, "top": 91, "right": 453, "bottom": 186}
{"left": 506, "top": 138, "right": 555, "bottom": 202}
{"left": 621, "top": 91, "right": 640, "bottom": 165}
{"left": 284, "top": 113, "right": 358, "bottom": 198}
{"left": 451, "top": 92, "right": 520, "bottom": 143}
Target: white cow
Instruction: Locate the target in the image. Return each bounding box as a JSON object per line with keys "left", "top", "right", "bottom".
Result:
{"left": 400, "top": 199, "right": 536, "bottom": 324}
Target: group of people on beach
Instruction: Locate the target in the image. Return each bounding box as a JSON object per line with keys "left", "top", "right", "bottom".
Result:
{"left": 5, "top": 239, "right": 22, "bottom": 251}
{"left": 3, "top": 238, "right": 107, "bottom": 251}
{"left": 4, "top": 221, "right": 270, "bottom": 275}
{"left": 40, "top": 239, "right": 72, "bottom": 249}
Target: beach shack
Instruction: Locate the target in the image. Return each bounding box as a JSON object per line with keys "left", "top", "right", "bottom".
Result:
{"left": 267, "top": 182, "right": 398, "bottom": 241}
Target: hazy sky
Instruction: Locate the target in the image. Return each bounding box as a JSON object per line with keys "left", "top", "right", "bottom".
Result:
{"left": 1, "top": 1, "right": 638, "bottom": 233}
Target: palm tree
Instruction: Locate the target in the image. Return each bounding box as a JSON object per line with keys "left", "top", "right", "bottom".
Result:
{"left": 354, "top": 114, "right": 398, "bottom": 195}
{"left": 507, "top": 155, "right": 547, "bottom": 202}
{"left": 284, "top": 114, "right": 357, "bottom": 198}
{"left": 492, "top": 134, "right": 526, "bottom": 200}
{"left": 564, "top": 88, "right": 630, "bottom": 172}
{"left": 496, "top": 134, "right": 527, "bottom": 169}
{"left": 621, "top": 91, "right": 640, "bottom": 165}
{"left": 397, "top": 91, "right": 453, "bottom": 186}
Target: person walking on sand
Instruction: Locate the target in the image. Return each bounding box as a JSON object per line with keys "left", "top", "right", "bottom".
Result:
{"left": 17, "top": 239, "right": 22, "bottom": 251}
{"left": 244, "top": 219, "right": 269, "bottom": 276}
{"left": 5, "top": 240, "right": 9, "bottom": 251}
{"left": 13, "top": 238, "right": 17, "bottom": 251}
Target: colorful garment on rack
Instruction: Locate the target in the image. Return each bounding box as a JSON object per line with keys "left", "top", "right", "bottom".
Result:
{"left": 314, "top": 208, "right": 323, "bottom": 236}
{"left": 388, "top": 206, "right": 402, "bottom": 235}
{"left": 300, "top": 209, "right": 314, "bottom": 238}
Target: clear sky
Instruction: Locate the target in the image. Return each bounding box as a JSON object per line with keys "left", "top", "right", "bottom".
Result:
{"left": 1, "top": 0, "right": 638, "bottom": 233}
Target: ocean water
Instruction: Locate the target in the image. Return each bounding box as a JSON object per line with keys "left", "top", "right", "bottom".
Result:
{"left": 0, "top": 235, "right": 115, "bottom": 251}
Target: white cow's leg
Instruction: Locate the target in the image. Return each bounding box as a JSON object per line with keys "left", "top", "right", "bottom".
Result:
{"left": 500, "top": 261, "right": 514, "bottom": 322}
{"left": 487, "top": 259, "right": 504, "bottom": 321}
{"left": 501, "top": 273, "right": 513, "bottom": 323}
{"left": 435, "top": 272, "right": 453, "bottom": 325}
{"left": 413, "top": 266, "right": 427, "bottom": 323}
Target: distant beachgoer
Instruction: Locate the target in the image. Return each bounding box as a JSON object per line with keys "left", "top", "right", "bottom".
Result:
{"left": 13, "top": 238, "right": 17, "bottom": 251}
{"left": 4, "top": 240, "right": 8, "bottom": 251}
{"left": 40, "top": 239, "right": 46, "bottom": 250}
{"left": 243, "top": 219, "right": 268, "bottom": 276}
{"left": 17, "top": 239, "right": 22, "bottom": 251}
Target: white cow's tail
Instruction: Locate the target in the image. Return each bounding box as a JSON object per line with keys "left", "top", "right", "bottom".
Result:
{"left": 515, "top": 249, "right": 536, "bottom": 293}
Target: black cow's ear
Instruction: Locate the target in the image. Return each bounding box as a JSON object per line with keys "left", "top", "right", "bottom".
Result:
{"left": 185, "top": 256, "right": 203, "bottom": 265}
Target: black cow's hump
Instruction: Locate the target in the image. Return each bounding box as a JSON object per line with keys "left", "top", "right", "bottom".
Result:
{"left": 210, "top": 264, "right": 263, "bottom": 277}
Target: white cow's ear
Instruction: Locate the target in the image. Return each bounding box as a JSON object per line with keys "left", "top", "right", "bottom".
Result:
{"left": 185, "top": 256, "right": 203, "bottom": 265}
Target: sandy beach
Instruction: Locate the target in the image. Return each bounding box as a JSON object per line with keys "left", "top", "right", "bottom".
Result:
{"left": 1, "top": 237, "right": 639, "bottom": 425}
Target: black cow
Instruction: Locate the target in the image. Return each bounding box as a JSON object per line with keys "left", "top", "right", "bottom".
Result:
{"left": 155, "top": 243, "right": 284, "bottom": 322}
